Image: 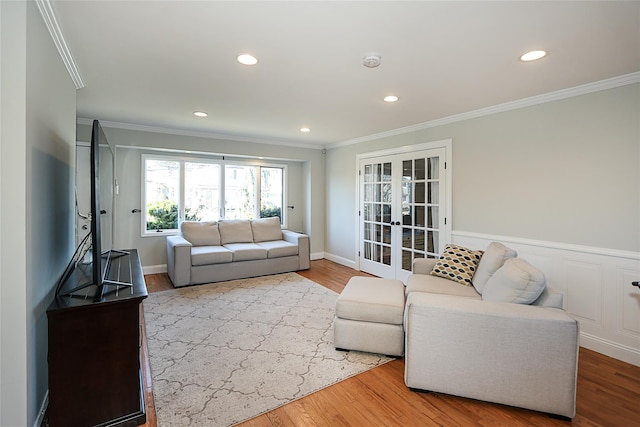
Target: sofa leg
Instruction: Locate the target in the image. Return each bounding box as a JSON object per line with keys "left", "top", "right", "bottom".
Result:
{"left": 548, "top": 413, "right": 572, "bottom": 422}
{"left": 408, "top": 387, "right": 433, "bottom": 394}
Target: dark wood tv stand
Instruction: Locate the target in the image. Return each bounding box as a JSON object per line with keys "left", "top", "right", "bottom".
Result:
{"left": 47, "top": 249, "right": 148, "bottom": 427}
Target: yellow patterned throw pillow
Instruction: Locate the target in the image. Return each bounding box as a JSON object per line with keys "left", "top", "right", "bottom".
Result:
{"left": 430, "top": 244, "right": 484, "bottom": 287}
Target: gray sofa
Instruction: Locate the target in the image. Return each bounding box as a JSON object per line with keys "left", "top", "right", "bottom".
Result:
{"left": 166, "top": 217, "right": 310, "bottom": 287}
{"left": 403, "top": 242, "right": 579, "bottom": 419}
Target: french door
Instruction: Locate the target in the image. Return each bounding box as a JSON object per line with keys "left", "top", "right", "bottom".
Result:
{"left": 359, "top": 147, "right": 449, "bottom": 282}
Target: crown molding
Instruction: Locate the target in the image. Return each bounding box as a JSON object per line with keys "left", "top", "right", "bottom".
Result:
{"left": 329, "top": 72, "right": 640, "bottom": 149}
{"left": 76, "top": 118, "right": 326, "bottom": 150}
{"left": 36, "top": 0, "right": 85, "bottom": 89}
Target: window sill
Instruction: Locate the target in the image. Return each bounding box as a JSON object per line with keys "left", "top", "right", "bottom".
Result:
{"left": 142, "top": 229, "right": 179, "bottom": 237}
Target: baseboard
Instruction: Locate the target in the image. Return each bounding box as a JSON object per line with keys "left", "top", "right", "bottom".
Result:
{"left": 310, "top": 252, "right": 325, "bottom": 261}
{"left": 323, "top": 252, "right": 357, "bottom": 270}
{"left": 34, "top": 390, "right": 48, "bottom": 427}
{"left": 143, "top": 264, "right": 167, "bottom": 275}
{"left": 580, "top": 333, "right": 640, "bottom": 367}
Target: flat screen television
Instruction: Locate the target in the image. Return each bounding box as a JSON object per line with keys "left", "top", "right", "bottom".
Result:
{"left": 56, "top": 120, "right": 130, "bottom": 301}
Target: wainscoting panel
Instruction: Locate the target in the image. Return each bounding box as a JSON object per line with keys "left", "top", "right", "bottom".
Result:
{"left": 620, "top": 268, "right": 640, "bottom": 336}
{"left": 452, "top": 231, "right": 640, "bottom": 367}
{"left": 565, "top": 260, "right": 602, "bottom": 326}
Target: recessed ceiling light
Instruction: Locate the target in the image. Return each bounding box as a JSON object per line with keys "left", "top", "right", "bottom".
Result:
{"left": 237, "top": 54, "right": 258, "bottom": 65}
{"left": 520, "top": 50, "right": 547, "bottom": 62}
{"left": 300, "top": 127, "right": 311, "bottom": 133}
{"left": 193, "top": 111, "right": 208, "bottom": 117}
{"left": 384, "top": 95, "right": 399, "bottom": 103}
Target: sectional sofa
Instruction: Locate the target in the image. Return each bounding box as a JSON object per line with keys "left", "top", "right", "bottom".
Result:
{"left": 403, "top": 242, "right": 579, "bottom": 419}
{"left": 166, "top": 217, "right": 310, "bottom": 287}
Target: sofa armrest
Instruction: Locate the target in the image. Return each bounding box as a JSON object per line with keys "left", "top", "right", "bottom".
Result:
{"left": 166, "top": 235, "right": 192, "bottom": 287}
{"left": 404, "top": 292, "right": 579, "bottom": 418}
{"left": 412, "top": 258, "right": 438, "bottom": 275}
{"left": 282, "top": 230, "right": 310, "bottom": 270}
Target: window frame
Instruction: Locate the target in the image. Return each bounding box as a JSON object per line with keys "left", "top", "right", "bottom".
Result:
{"left": 141, "top": 154, "right": 287, "bottom": 237}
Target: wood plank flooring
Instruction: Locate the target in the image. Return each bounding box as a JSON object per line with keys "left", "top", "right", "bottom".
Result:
{"left": 140, "top": 259, "right": 640, "bottom": 426}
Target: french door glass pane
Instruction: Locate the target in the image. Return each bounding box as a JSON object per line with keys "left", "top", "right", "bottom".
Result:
{"left": 224, "top": 165, "right": 257, "bottom": 219}
{"left": 428, "top": 182, "right": 439, "bottom": 204}
{"left": 415, "top": 182, "right": 425, "bottom": 203}
{"left": 427, "top": 157, "right": 439, "bottom": 179}
{"left": 382, "top": 225, "right": 391, "bottom": 244}
{"left": 414, "top": 158, "right": 425, "bottom": 180}
{"left": 402, "top": 227, "right": 412, "bottom": 248}
{"left": 426, "top": 230, "right": 439, "bottom": 254}
{"left": 145, "top": 159, "right": 180, "bottom": 231}
{"left": 184, "top": 162, "right": 220, "bottom": 222}
{"left": 402, "top": 249, "right": 412, "bottom": 271}
{"left": 403, "top": 160, "right": 412, "bottom": 179}
{"left": 415, "top": 229, "right": 425, "bottom": 251}
{"left": 414, "top": 206, "right": 425, "bottom": 227}
{"left": 382, "top": 183, "right": 392, "bottom": 202}
{"left": 383, "top": 246, "right": 391, "bottom": 265}
{"left": 426, "top": 206, "right": 439, "bottom": 228}
{"left": 383, "top": 163, "right": 392, "bottom": 181}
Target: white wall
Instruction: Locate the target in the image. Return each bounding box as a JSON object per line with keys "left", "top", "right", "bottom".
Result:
{"left": 325, "top": 82, "right": 640, "bottom": 365}
{"left": 0, "top": 3, "right": 28, "bottom": 425}
{"left": 0, "top": 1, "right": 77, "bottom": 425}
{"left": 76, "top": 124, "right": 325, "bottom": 269}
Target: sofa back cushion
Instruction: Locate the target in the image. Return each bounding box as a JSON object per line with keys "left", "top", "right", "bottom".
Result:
{"left": 472, "top": 242, "right": 517, "bottom": 294}
{"left": 430, "top": 244, "right": 483, "bottom": 287}
{"left": 218, "top": 219, "right": 254, "bottom": 245}
{"left": 482, "top": 258, "right": 546, "bottom": 304}
{"left": 251, "top": 217, "right": 282, "bottom": 242}
{"left": 181, "top": 221, "right": 220, "bottom": 246}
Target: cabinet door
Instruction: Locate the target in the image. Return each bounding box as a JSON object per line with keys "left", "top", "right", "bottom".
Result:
{"left": 47, "top": 301, "right": 144, "bottom": 426}
{"left": 359, "top": 148, "right": 448, "bottom": 282}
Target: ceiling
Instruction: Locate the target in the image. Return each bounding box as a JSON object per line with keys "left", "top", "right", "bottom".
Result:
{"left": 51, "top": 1, "right": 640, "bottom": 149}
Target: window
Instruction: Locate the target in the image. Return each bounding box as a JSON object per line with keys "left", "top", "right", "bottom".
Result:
{"left": 145, "top": 159, "right": 180, "bottom": 231}
{"left": 142, "top": 155, "right": 285, "bottom": 235}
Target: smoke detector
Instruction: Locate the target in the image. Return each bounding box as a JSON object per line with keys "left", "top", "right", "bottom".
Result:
{"left": 363, "top": 53, "right": 381, "bottom": 68}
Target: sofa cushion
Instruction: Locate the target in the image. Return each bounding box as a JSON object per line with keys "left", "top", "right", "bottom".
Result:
{"left": 472, "top": 242, "right": 517, "bottom": 294}
{"left": 191, "top": 246, "right": 232, "bottom": 266}
{"left": 251, "top": 217, "right": 283, "bottom": 242}
{"left": 406, "top": 273, "right": 481, "bottom": 299}
{"left": 218, "top": 219, "right": 254, "bottom": 245}
{"left": 223, "top": 243, "right": 268, "bottom": 261}
{"left": 181, "top": 221, "right": 220, "bottom": 246}
{"left": 336, "top": 277, "right": 406, "bottom": 325}
{"left": 482, "top": 258, "right": 546, "bottom": 304}
{"left": 256, "top": 240, "right": 298, "bottom": 258}
{"left": 431, "top": 244, "right": 483, "bottom": 287}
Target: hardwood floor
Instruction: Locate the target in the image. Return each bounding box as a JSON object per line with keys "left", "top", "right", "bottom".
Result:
{"left": 140, "top": 259, "right": 640, "bottom": 426}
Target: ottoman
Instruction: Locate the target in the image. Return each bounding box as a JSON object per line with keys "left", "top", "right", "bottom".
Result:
{"left": 333, "top": 276, "right": 406, "bottom": 356}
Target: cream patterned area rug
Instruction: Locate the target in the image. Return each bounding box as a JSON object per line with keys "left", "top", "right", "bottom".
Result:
{"left": 144, "top": 273, "right": 392, "bottom": 426}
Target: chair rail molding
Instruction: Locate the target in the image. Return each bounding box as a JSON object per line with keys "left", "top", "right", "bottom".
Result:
{"left": 452, "top": 230, "right": 640, "bottom": 367}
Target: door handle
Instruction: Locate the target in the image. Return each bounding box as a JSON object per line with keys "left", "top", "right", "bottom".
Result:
{"left": 633, "top": 281, "right": 640, "bottom": 290}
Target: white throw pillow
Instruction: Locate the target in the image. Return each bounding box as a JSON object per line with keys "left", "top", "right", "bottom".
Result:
{"left": 472, "top": 242, "right": 517, "bottom": 294}
{"left": 251, "top": 217, "right": 282, "bottom": 242}
{"left": 181, "top": 221, "right": 220, "bottom": 246}
{"left": 482, "top": 258, "right": 546, "bottom": 304}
